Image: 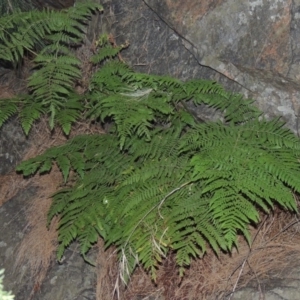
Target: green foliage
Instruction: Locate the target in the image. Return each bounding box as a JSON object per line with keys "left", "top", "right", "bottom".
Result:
{"left": 17, "top": 103, "right": 300, "bottom": 281}
{"left": 2, "top": 2, "right": 300, "bottom": 286}
{"left": 0, "top": 2, "right": 102, "bottom": 134}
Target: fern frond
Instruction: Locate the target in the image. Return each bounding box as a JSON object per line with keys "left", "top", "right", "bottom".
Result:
{"left": 183, "top": 79, "right": 226, "bottom": 97}
{"left": 192, "top": 92, "right": 261, "bottom": 123}
{"left": 19, "top": 96, "right": 45, "bottom": 134}
{"left": 0, "top": 98, "right": 18, "bottom": 127}
{"left": 91, "top": 40, "right": 124, "bottom": 64}
{"left": 0, "top": 3, "right": 101, "bottom": 63}
{"left": 0, "top": 3, "right": 101, "bottom": 134}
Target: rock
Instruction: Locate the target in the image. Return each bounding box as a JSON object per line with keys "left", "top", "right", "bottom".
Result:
{"left": 0, "top": 187, "right": 38, "bottom": 299}
{"left": 0, "top": 119, "right": 30, "bottom": 175}
{"left": 138, "top": 0, "right": 300, "bottom": 134}
{"left": 30, "top": 243, "right": 97, "bottom": 300}
{"left": 0, "top": 185, "right": 98, "bottom": 300}
{"left": 230, "top": 267, "right": 300, "bottom": 300}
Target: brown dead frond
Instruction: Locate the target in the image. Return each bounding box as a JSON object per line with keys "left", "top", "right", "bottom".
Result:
{"left": 14, "top": 164, "right": 62, "bottom": 299}
{"left": 96, "top": 239, "right": 121, "bottom": 300}
{"left": 96, "top": 240, "right": 164, "bottom": 300}
{"left": 0, "top": 84, "right": 16, "bottom": 99}
{"left": 123, "top": 265, "right": 163, "bottom": 300}
{"left": 0, "top": 172, "right": 28, "bottom": 206}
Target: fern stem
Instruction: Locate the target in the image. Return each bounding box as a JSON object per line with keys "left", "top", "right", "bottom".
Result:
{"left": 126, "top": 181, "right": 191, "bottom": 245}
{"left": 120, "top": 181, "right": 192, "bottom": 278}
{"left": 157, "top": 181, "right": 192, "bottom": 219}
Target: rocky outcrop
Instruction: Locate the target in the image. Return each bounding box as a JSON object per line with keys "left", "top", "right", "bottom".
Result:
{"left": 0, "top": 185, "right": 98, "bottom": 300}
{"left": 0, "top": 119, "right": 30, "bottom": 175}
{"left": 128, "top": 0, "right": 300, "bottom": 134}
{"left": 231, "top": 265, "right": 300, "bottom": 300}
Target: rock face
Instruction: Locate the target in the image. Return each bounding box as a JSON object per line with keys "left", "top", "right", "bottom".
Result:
{"left": 231, "top": 265, "right": 300, "bottom": 300}
{"left": 0, "top": 186, "right": 97, "bottom": 300}
{"left": 134, "top": 0, "right": 300, "bottom": 134}
{"left": 0, "top": 187, "right": 37, "bottom": 299}
{"left": 0, "top": 119, "right": 30, "bottom": 175}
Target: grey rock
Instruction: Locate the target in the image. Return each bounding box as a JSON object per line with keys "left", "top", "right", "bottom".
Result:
{"left": 0, "top": 186, "right": 98, "bottom": 300}
{"left": 0, "top": 187, "right": 37, "bottom": 299}
{"left": 219, "top": 266, "right": 300, "bottom": 300}
{"left": 142, "top": 0, "right": 300, "bottom": 133}
{"left": 31, "top": 243, "right": 97, "bottom": 300}
{"left": 0, "top": 118, "right": 30, "bottom": 175}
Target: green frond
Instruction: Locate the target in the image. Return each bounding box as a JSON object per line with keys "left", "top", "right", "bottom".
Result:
{"left": 56, "top": 155, "right": 70, "bottom": 182}
{"left": 38, "top": 157, "right": 53, "bottom": 174}
{"left": 0, "top": 3, "right": 101, "bottom": 134}
{"left": 91, "top": 43, "right": 124, "bottom": 64}
{"left": 28, "top": 54, "right": 81, "bottom": 101}
{"left": 0, "top": 98, "right": 18, "bottom": 127}
{"left": 0, "top": 3, "right": 101, "bottom": 63}
{"left": 123, "top": 72, "right": 181, "bottom": 91}
{"left": 183, "top": 79, "right": 226, "bottom": 97}
{"left": 19, "top": 97, "right": 45, "bottom": 135}
{"left": 89, "top": 61, "right": 131, "bottom": 92}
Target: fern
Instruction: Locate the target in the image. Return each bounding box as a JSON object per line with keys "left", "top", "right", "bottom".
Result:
{"left": 0, "top": 3, "right": 102, "bottom": 134}
{"left": 0, "top": 98, "right": 18, "bottom": 127}
{"left": 17, "top": 109, "right": 300, "bottom": 282}
{"left": 4, "top": 1, "right": 300, "bottom": 288}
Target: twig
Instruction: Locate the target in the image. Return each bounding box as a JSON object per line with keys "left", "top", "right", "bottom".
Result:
{"left": 227, "top": 215, "right": 268, "bottom": 299}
